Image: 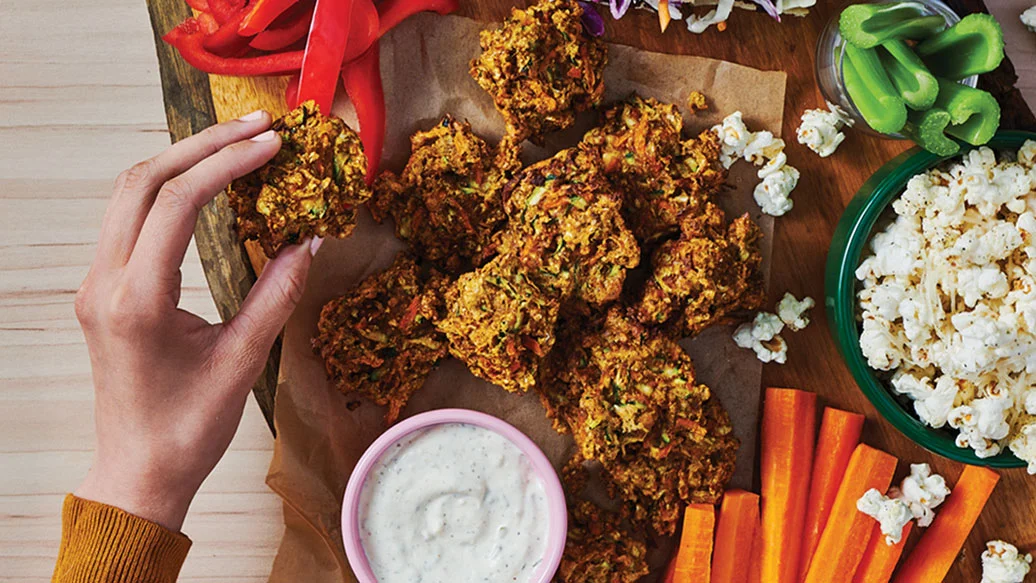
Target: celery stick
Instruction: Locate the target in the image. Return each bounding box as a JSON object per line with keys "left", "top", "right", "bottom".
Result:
{"left": 933, "top": 78, "right": 1000, "bottom": 146}
{"left": 843, "top": 43, "right": 907, "bottom": 134}
{"left": 880, "top": 40, "right": 939, "bottom": 110}
{"left": 903, "top": 108, "right": 960, "bottom": 156}
{"left": 916, "top": 13, "right": 1004, "bottom": 80}
{"left": 840, "top": 3, "right": 946, "bottom": 49}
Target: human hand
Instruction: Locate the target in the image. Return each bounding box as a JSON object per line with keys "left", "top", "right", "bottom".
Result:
{"left": 73, "top": 111, "right": 319, "bottom": 532}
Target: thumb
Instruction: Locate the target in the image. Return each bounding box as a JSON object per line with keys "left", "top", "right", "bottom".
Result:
{"left": 220, "top": 238, "right": 321, "bottom": 375}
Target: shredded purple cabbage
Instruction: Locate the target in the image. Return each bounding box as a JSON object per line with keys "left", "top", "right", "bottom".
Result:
{"left": 578, "top": 2, "right": 606, "bottom": 36}
{"left": 609, "top": 0, "right": 633, "bottom": 20}
{"left": 754, "top": 0, "right": 781, "bottom": 21}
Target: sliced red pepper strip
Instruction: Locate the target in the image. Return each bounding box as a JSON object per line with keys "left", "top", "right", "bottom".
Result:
{"left": 341, "top": 45, "right": 384, "bottom": 183}
{"left": 249, "top": 3, "right": 315, "bottom": 51}
{"left": 240, "top": 0, "right": 302, "bottom": 36}
{"left": 185, "top": 0, "right": 212, "bottom": 12}
{"left": 202, "top": 8, "right": 254, "bottom": 57}
{"left": 285, "top": 72, "right": 301, "bottom": 109}
{"left": 376, "top": 0, "right": 459, "bottom": 37}
{"left": 208, "top": 0, "right": 245, "bottom": 24}
{"left": 342, "top": 0, "right": 381, "bottom": 62}
{"left": 297, "top": 0, "right": 355, "bottom": 113}
{"left": 164, "top": 18, "right": 304, "bottom": 76}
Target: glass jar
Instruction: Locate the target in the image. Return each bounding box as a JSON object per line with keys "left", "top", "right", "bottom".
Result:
{"left": 814, "top": 0, "right": 977, "bottom": 138}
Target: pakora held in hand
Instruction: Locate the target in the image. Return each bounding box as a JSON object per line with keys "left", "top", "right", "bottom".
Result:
{"left": 228, "top": 101, "right": 372, "bottom": 256}
{"left": 634, "top": 203, "right": 765, "bottom": 337}
{"left": 500, "top": 148, "right": 640, "bottom": 306}
{"left": 554, "top": 459, "right": 650, "bottom": 583}
{"left": 313, "top": 253, "right": 451, "bottom": 424}
{"left": 579, "top": 95, "right": 727, "bottom": 242}
{"left": 436, "top": 254, "right": 561, "bottom": 392}
{"left": 540, "top": 308, "right": 739, "bottom": 535}
{"left": 471, "top": 0, "right": 607, "bottom": 142}
{"left": 369, "top": 116, "right": 521, "bottom": 273}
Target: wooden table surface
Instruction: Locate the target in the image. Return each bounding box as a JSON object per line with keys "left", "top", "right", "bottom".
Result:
{"left": 1, "top": 1, "right": 1034, "bottom": 582}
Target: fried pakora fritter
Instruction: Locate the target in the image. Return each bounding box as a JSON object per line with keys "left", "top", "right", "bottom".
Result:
{"left": 500, "top": 148, "right": 640, "bottom": 306}
{"left": 436, "top": 254, "right": 560, "bottom": 392}
{"left": 579, "top": 96, "right": 727, "bottom": 242}
{"left": 229, "top": 101, "right": 371, "bottom": 256}
{"left": 634, "top": 204, "right": 765, "bottom": 337}
{"left": 369, "top": 116, "right": 521, "bottom": 273}
{"left": 539, "top": 307, "right": 738, "bottom": 535}
{"left": 313, "top": 253, "right": 450, "bottom": 424}
{"left": 554, "top": 459, "right": 650, "bottom": 583}
{"left": 471, "top": 0, "right": 607, "bottom": 142}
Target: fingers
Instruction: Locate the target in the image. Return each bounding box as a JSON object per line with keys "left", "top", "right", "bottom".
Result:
{"left": 219, "top": 239, "right": 320, "bottom": 388}
{"left": 95, "top": 111, "right": 273, "bottom": 271}
{"left": 127, "top": 130, "right": 282, "bottom": 298}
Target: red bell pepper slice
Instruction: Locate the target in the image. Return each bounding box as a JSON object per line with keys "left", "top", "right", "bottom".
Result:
{"left": 185, "top": 0, "right": 212, "bottom": 12}
{"left": 164, "top": 18, "right": 304, "bottom": 76}
{"left": 208, "top": 0, "right": 246, "bottom": 24}
{"left": 341, "top": 45, "right": 384, "bottom": 183}
{"left": 376, "top": 0, "right": 459, "bottom": 37}
{"left": 342, "top": 0, "right": 380, "bottom": 63}
{"left": 249, "top": 2, "right": 315, "bottom": 51}
{"left": 285, "top": 72, "right": 302, "bottom": 109}
{"left": 202, "top": 8, "right": 254, "bottom": 57}
{"left": 240, "top": 0, "right": 302, "bottom": 36}
{"left": 297, "top": 0, "right": 355, "bottom": 113}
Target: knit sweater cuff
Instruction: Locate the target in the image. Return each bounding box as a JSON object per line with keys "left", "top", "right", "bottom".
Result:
{"left": 53, "top": 494, "right": 192, "bottom": 583}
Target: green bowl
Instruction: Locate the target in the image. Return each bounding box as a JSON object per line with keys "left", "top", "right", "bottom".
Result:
{"left": 825, "top": 130, "right": 1036, "bottom": 469}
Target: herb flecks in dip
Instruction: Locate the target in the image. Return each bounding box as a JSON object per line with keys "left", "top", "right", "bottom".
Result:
{"left": 358, "top": 423, "right": 550, "bottom": 582}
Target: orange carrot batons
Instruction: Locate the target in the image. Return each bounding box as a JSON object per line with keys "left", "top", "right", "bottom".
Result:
{"left": 852, "top": 522, "right": 913, "bottom": 583}
{"left": 760, "top": 388, "right": 818, "bottom": 583}
{"left": 800, "top": 407, "right": 866, "bottom": 577}
{"left": 674, "top": 503, "right": 716, "bottom": 583}
{"left": 802, "top": 444, "right": 898, "bottom": 583}
{"left": 892, "top": 465, "right": 1000, "bottom": 583}
{"left": 712, "top": 490, "right": 761, "bottom": 583}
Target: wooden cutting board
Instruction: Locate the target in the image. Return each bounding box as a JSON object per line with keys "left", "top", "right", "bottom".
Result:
{"left": 145, "top": 1, "right": 1036, "bottom": 580}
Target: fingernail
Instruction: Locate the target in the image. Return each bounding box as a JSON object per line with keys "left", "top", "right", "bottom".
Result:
{"left": 238, "top": 110, "right": 266, "bottom": 122}
{"left": 250, "top": 130, "right": 278, "bottom": 142}
{"left": 309, "top": 237, "right": 324, "bottom": 256}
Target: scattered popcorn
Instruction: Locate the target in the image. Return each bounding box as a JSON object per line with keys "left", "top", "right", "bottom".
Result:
{"left": 857, "top": 489, "right": 914, "bottom": 545}
{"left": 734, "top": 312, "right": 788, "bottom": 364}
{"left": 1022, "top": 6, "right": 1036, "bottom": 34}
{"left": 897, "top": 463, "right": 950, "bottom": 527}
{"left": 1009, "top": 423, "right": 1036, "bottom": 474}
{"left": 776, "top": 293, "right": 815, "bottom": 331}
{"left": 712, "top": 111, "right": 800, "bottom": 217}
{"left": 797, "top": 102, "right": 853, "bottom": 157}
{"left": 857, "top": 142, "right": 1036, "bottom": 467}
{"left": 687, "top": 90, "right": 708, "bottom": 114}
{"left": 981, "top": 540, "right": 1032, "bottom": 583}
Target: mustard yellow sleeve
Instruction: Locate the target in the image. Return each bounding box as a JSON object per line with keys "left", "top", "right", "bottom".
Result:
{"left": 52, "top": 494, "right": 191, "bottom": 583}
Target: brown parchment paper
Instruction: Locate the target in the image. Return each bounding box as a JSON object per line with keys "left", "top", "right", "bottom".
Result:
{"left": 265, "top": 12, "right": 786, "bottom": 583}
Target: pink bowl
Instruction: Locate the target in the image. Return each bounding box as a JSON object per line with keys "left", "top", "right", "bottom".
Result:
{"left": 341, "top": 408, "right": 568, "bottom": 583}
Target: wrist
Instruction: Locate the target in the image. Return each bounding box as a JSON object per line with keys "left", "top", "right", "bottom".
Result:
{"left": 74, "top": 463, "right": 194, "bottom": 532}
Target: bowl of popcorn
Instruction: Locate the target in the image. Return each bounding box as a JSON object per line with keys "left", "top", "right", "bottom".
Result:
{"left": 826, "top": 131, "right": 1036, "bottom": 472}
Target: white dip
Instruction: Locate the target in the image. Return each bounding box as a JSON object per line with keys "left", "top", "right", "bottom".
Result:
{"left": 358, "top": 422, "right": 550, "bottom": 583}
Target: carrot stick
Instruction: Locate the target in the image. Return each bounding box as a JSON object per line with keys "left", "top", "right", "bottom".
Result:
{"left": 800, "top": 407, "right": 866, "bottom": 577}
{"left": 802, "top": 444, "right": 898, "bottom": 583}
{"left": 892, "top": 465, "right": 1000, "bottom": 583}
{"left": 747, "top": 519, "right": 763, "bottom": 583}
{"left": 674, "top": 503, "right": 716, "bottom": 583}
{"left": 663, "top": 553, "right": 678, "bottom": 583}
{"left": 760, "top": 387, "right": 818, "bottom": 583}
{"left": 853, "top": 522, "right": 913, "bottom": 583}
{"left": 712, "top": 490, "right": 761, "bottom": 583}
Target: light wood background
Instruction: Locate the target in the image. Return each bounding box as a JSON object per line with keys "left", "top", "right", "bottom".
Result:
{"left": 0, "top": 1, "right": 1033, "bottom": 582}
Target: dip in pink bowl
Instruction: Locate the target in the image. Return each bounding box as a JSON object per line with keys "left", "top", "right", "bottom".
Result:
{"left": 342, "top": 409, "right": 567, "bottom": 583}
